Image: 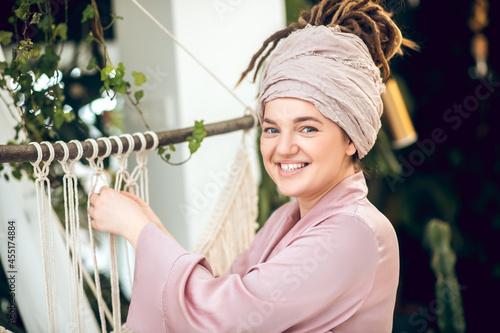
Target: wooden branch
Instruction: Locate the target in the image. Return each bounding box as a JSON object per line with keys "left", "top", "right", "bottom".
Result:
{"left": 0, "top": 115, "right": 257, "bottom": 163}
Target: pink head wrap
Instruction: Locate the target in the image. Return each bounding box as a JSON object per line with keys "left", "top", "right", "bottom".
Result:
{"left": 258, "top": 25, "right": 385, "bottom": 159}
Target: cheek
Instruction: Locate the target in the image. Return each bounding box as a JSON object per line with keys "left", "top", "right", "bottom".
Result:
{"left": 260, "top": 137, "right": 271, "bottom": 160}
{"left": 260, "top": 138, "right": 276, "bottom": 174}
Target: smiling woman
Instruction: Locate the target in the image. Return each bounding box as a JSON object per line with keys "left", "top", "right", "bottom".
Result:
{"left": 88, "top": 0, "right": 415, "bottom": 332}
{"left": 261, "top": 97, "right": 357, "bottom": 217}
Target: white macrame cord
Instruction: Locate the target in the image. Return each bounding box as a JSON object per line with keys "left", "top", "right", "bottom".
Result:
{"left": 30, "top": 141, "right": 60, "bottom": 332}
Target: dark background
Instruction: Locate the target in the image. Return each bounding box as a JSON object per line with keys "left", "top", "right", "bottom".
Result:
{"left": 380, "top": 1, "right": 499, "bottom": 332}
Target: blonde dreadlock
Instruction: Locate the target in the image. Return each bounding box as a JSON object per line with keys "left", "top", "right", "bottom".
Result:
{"left": 236, "top": 0, "right": 417, "bottom": 86}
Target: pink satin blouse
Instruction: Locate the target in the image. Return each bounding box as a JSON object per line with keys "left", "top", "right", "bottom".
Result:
{"left": 126, "top": 171, "right": 399, "bottom": 332}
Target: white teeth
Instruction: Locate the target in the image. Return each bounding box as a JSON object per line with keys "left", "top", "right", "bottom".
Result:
{"left": 280, "top": 163, "right": 306, "bottom": 172}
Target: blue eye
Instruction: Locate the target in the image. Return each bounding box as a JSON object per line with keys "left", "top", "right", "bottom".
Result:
{"left": 302, "top": 127, "right": 317, "bottom": 133}
{"left": 264, "top": 128, "right": 279, "bottom": 134}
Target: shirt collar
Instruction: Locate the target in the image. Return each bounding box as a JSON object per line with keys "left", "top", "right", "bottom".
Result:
{"left": 292, "top": 171, "right": 368, "bottom": 225}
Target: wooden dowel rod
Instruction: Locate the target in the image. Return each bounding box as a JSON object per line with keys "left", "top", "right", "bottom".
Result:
{"left": 0, "top": 115, "right": 257, "bottom": 163}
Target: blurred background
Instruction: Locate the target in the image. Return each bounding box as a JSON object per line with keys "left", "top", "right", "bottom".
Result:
{"left": 0, "top": 0, "right": 499, "bottom": 332}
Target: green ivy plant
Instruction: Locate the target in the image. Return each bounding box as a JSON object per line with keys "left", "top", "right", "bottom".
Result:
{"left": 0, "top": 0, "right": 206, "bottom": 181}
{"left": 158, "top": 120, "right": 207, "bottom": 165}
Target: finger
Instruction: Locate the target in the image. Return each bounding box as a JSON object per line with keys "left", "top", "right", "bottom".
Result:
{"left": 120, "top": 191, "right": 147, "bottom": 206}
{"left": 99, "top": 186, "right": 113, "bottom": 194}
{"left": 88, "top": 205, "right": 95, "bottom": 218}
{"left": 89, "top": 193, "right": 99, "bottom": 206}
{"left": 90, "top": 216, "right": 99, "bottom": 230}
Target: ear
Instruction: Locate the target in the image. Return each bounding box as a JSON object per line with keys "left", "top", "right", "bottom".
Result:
{"left": 345, "top": 139, "right": 357, "bottom": 157}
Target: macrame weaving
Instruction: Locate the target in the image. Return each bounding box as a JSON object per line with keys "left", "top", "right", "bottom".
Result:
{"left": 11, "top": 0, "right": 260, "bottom": 330}
{"left": 192, "top": 142, "right": 258, "bottom": 276}
{"left": 26, "top": 130, "right": 257, "bottom": 332}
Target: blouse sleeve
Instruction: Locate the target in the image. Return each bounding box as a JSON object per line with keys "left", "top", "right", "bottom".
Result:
{"left": 126, "top": 216, "right": 379, "bottom": 333}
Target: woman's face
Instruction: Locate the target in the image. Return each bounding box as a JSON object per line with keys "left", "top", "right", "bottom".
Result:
{"left": 260, "top": 97, "right": 356, "bottom": 208}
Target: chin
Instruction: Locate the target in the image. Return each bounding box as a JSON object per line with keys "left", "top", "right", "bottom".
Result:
{"left": 275, "top": 183, "right": 310, "bottom": 199}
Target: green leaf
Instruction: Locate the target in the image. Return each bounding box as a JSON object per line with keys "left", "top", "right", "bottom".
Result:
{"left": 87, "top": 57, "right": 97, "bottom": 70}
{"left": 15, "top": 2, "right": 31, "bottom": 21}
{"left": 81, "top": 4, "right": 96, "bottom": 23}
{"left": 17, "top": 38, "right": 34, "bottom": 59}
{"left": 117, "top": 62, "right": 126, "bottom": 73}
{"left": 116, "top": 82, "right": 127, "bottom": 94}
{"left": 8, "top": 16, "right": 15, "bottom": 25}
{"left": 132, "top": 71, "right": 147, "bottom": 86}
{"left": 4, "top": 174, "right": 9, "bottom": 181}
{"left": 188, "top": 140, "right": 201, "bottom": 154}
{"left": 101, "top": 65, "right": 114, "bottom": 81}
{"left": 12, "top": 168, "right": 22, "bottom": 180}
{"left": 54, "top": 23, "right": 68, "bottom": 41}
{"left": 30, "top": 12, "right": 42, "bottom": 25}
{"left": 169, "top": 143, "right": 176, "bottom": 152}
{"left": 0, "top": 61, "right": 7, "bottom": 71}
{"left": 63, "top": 109, "right": 75, "bottom": 122}
{"left": 134, "top": 90, "right": 144, "bottom": 102}
{"left": 111, "top": 13, "right": 124, "bottom": 21}
{"left": 157, "top": 146, "right": 165, "bottom": 155}
{"left": 84, "top": 32, "right": 94, "bottom": 44}
{"left": 38, "top": 46, "right": 59, "bottom": 76}
{"left": 37, "top": 15, "right": 51, "bottom": 33}
{"left": 0, "top": 31, "right": 13, "bottom": 46}
{"left": 31, "top": 43, "right": 41, "bottom": 58}
{"left": 192, "top": 120, "right": 206, "bottom": 142}
{"left": 165, "top": 153, "right": 171, "bottom": 160}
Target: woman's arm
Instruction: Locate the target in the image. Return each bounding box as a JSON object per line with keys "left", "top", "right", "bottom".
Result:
{"left": 127, "top": 216, "right": 380, "bottom": 332}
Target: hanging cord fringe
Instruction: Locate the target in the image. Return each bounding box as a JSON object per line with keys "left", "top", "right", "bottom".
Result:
{"left": 192, "top": 139, "right": 258, "bottom": 276}
{"left": 117, "top": 134, "right": 135, "bottom": 290}
{"left": 57, "top": 140, "right": 87, "bottom": 333}
{"left": 98, "top": 137, "right": 123, "bottom": 333}
{"left": 86, "top": 138, "right": 112, "bottom": 333}
{"left": 108, "top": 136, "right": 125, "bottom": 333}
{"left": 142, "top": 131, "right": 159, "bottom": 205}
{"left": 30, "top": 141, "right": 60, "bottom": 332}
{"left": 53, "top": 219, "right": 116, "bottom": 331}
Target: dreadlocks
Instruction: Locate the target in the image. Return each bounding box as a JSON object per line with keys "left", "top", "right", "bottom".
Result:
{"left": 236, "top": 0, "right": 417, "bottom": 86}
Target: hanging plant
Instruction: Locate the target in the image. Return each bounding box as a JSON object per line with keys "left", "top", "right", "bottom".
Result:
{"left": 0, "top": 0, "right": 206, "bottom": 181}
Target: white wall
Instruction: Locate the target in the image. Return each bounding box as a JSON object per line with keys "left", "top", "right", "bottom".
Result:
{"left": 113, "top": 0, "right": 286, "bottom": 249}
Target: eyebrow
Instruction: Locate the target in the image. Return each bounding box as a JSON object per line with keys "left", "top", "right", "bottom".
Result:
{"left": 262, "top": 117, "right": 323, "bottom": 125}
{"left": 293, "top": 116, "right": 323, "bottom": 124}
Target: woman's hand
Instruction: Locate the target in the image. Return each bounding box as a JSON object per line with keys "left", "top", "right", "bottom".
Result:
{"left": 120, "top": 191, "right": 175, "bottom": 241}
{"left": 88, "top": 186, "right": 150, "bottom": 248}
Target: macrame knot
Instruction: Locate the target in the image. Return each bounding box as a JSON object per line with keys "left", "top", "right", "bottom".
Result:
{"left": 30, "top": 141, "right": 54, "bottom": 181}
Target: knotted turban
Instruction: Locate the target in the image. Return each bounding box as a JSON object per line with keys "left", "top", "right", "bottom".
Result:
{"left": 258, "top": 25, "right": 385, "bottom": 158}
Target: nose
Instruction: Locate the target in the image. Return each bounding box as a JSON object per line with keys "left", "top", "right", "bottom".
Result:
{"left": 276, "top": 131, "right": 299, "bottom": 156}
